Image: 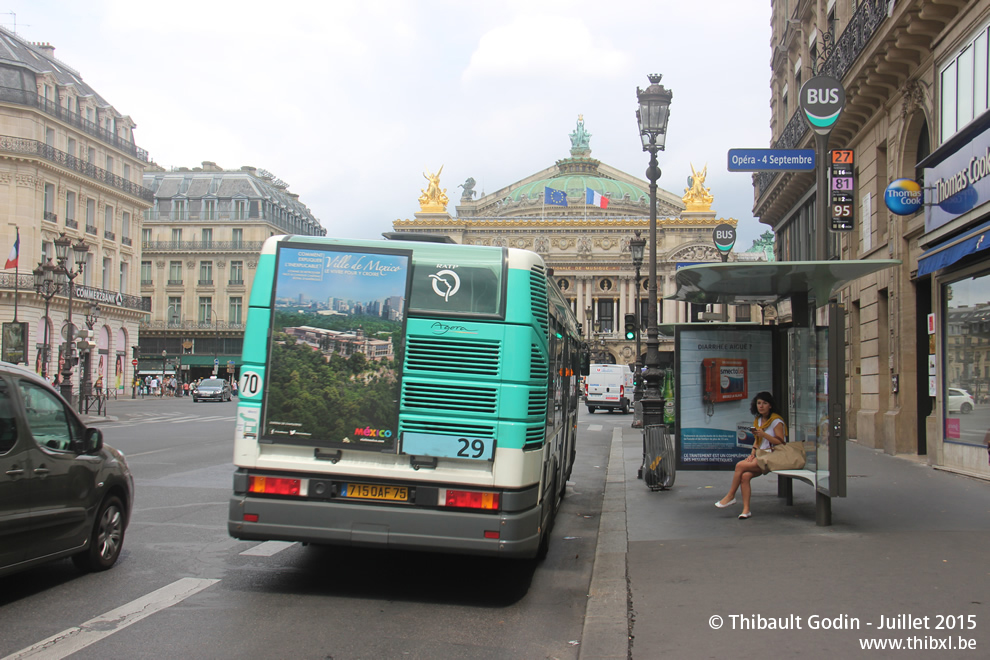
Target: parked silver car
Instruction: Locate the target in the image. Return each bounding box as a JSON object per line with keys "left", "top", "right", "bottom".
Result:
{"left": 193, "top": 377, "right": 232, "bottom": 402}
{"left": 0, "top": 361, "right": 133, "bottom": 577}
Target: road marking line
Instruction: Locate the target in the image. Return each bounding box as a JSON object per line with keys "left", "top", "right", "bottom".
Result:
{"left": 240, "top": 540, "right": 297, "bottom": 556}
{"left": 2, "top": 577, "right": 219, "bottom": 660}
{"left": 588, "top": 424, "right": 603, "bottom": 431}
{"left": 126, "top": 447, "right": 173, "bottom": 458}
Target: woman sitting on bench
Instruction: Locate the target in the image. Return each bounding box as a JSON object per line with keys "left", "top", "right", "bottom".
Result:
{"left": 715, "top": 391, "right": 787, "bottom": 519}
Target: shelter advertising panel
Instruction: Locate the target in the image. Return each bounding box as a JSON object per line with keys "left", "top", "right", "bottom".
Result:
{"left": 677, "top": 327, "right": 775, "bottom": 469}
{"left": 261, "top": 244, "right": 412, "bottom": 452}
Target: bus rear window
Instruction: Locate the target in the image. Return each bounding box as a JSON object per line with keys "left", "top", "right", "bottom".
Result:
{"left": 406, "top": 245, "right": 505, "bottom": 318}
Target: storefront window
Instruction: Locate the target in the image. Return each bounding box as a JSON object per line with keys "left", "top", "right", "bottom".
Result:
{"left": 943, "top": 272, "right": 990, "bottom": 448}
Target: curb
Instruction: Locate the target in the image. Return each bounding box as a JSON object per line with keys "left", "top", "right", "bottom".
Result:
{"left": 579, "top": 427, "right": 629, "bottom": 659}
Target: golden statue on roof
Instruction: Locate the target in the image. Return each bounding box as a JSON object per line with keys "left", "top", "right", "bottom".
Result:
{"left": 682, "top": 163, "right": 714, "bottom": 212}
{"left": 419, "top": 165, "right": 449, "bottom": 212}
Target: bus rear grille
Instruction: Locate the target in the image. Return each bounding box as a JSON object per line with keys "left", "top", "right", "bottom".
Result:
{"left": 403, "top": 382, "right": 497, "bottom": 414}
{"left": 406, "top": 337, "right": 500, "bottom": 376}
{"left": 524, "top": 425, "right": 545, "bottom": 451}
{"left": 401, "top": 420, "right": 496, "bottom": 438}
{"left": 530, "top": 344, "right": 548, "bottom": 380}
{"left": 528, "top": 390, "right": 547, "bottom": 416}
{"left": 529, "top": 267, "right": 549, "bottom": 335}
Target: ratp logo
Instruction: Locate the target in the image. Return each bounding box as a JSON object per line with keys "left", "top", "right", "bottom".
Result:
{"left": 429, "top": 269, "right": 460, "bottom": 302}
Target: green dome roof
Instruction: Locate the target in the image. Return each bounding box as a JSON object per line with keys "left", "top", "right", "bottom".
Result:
{"left": 510, "top": 174, "right": 647, "bottom": 204}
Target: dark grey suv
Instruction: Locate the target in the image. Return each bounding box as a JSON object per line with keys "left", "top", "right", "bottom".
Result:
{"left": 0, "top": 361, "right": 133, "bottom": 577}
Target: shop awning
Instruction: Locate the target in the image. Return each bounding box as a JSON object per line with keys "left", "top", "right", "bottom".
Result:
{"left": 667, "top": 260, "right": 901, "bottom": 305}
{"left": 917, "top": 219, "right": 990, "bottom": 277}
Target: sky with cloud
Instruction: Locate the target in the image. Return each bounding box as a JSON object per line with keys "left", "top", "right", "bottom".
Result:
{"left": 5, "top": 0, "right": 774, "bottom": 249}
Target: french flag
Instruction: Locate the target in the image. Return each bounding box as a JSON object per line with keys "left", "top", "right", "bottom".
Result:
{"left": 4, "top": 230, "right": 18, "bottom": 269}
{"left": 586, "top": 187, "right": 609, "bottom": 209}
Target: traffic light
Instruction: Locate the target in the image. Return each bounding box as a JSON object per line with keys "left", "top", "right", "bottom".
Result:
{"left": 624, "top": 314, "right": 637, "bottom": 341}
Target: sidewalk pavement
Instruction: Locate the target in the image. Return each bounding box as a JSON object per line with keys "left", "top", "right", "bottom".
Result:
{"left": 580, "top": 424, "right": 990, "bottom": 659}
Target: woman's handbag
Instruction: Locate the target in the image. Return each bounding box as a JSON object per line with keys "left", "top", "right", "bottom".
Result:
{"left": 755, "top": 441, "right": 807, "bottom": 473}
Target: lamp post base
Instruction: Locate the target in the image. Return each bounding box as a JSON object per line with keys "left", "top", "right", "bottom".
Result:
{"left": 640, "top": 393, "right": 664, "bottom": 428}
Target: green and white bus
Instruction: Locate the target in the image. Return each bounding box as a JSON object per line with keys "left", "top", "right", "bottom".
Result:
{"left": 228, "top": 234, "right": 587, "bottom": 558}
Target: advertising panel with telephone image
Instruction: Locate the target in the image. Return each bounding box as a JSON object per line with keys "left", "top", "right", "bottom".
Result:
{"left": 702, "top": 357, "right": 748, "bottom": 404}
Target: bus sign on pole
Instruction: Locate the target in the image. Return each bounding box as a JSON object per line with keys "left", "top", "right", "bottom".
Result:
{"left": 830, "top": 150, "right": 855, "bottom": 231}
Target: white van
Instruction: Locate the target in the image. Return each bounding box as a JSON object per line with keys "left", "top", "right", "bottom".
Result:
{"left": 585, "top": 363, "right": 632, "bottom": 413}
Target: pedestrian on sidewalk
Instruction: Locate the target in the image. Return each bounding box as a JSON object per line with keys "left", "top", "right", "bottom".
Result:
{"left": 716, "top": 391, "right": 787, "bottom": 519}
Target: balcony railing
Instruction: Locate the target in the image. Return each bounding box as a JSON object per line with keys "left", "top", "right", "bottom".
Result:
{"left": 757, "top": 1, "right": 888, "bottom": 194}
{"left": 0, "top": 272, "right": 149, "bottom": 311}
{"left": 65, "top": 218, "right": 77, "bottom": 229}
{"left": 198, "top": 279, "right": 214, "bottom": 286}
{"left": 43, "top": 211, "right": 57, "bottom": 223}
{"left": 143, "top": 210, "right": 326, "bottom": 237}
{"left": 104, "top": 230, "right": 115, "bottom": 241}
{"left": 121, "top": 236, "right": 132, "bottom": 246}
{"left": 167, "top": 279, "right": 183, "bottom": 286}
{"left": 0, "top": 136, "right": 155, "bottom": 202}
{"left": 85, "top": 224, "right": 97, "bottom": 235}
{"left": 228, "top": 279, "right": 244, "bottom": 286}
{"left": 0, "top": 86, "right": 150, "bottom": 161}
{"left": 140, "top": 279, "right": 154, "bottom": 286}
{"left": 142, "top": 240, "right": 265, "bottom": 252}
{"left": 139, "top": 319, "right": 245, "bottom": 331}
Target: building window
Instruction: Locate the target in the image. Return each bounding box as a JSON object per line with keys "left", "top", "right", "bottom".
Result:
{"left": 199, "top": 297, "right": 213, "bottom": 324}
{"left": 142, "top": 296, "right": 152, "bottom": 323}
{"left": 142, "top": 228, "right": 152, "bottom": 244}
{"left": 943, "top": 272, "right": 990, "bottom": 449}
{"left": 229, "top": 261, "right": 243, "bottom": 285}
{"left": 172, "top": 199, "right": 186, "bottom": 220}
{"left": 171, "top": 228, "right": 182, "bottom": 244}
{"left": 67, "top": 137, "right": 76, "bottom": 158}
{"left": 45, "top": 127, "right": 55, "bottom": 147}
{"left": 64, "top": 191, "right": 76, "bottom": 228}
{"left": 86, "top": 198, "right": 96, "bottom": 233}
{"left": 87, "top": 146, "right": 95, "bottom": 164}
{"left": 940, "top": 23, "right": 990, "bottom": 141}
{"left": 141, "top": 261, "right": 153, "bottom": 284}
{"left": 234, "top": 199, "right": 248, "bottom": 220}
{"left": 168, "top": 297, "right": 182, "bottom": 324}
{"left": 229, "top": 297, "right": 243, "bottom": 325}
{"left": 202, "top": 228, "right": 212, "bottom": 247}
{"left": 597, "top": 300, "right": 614, "bottom": 333}
{"left": 105, "top": 205, "right": 114, "bottom": 239}
{"left": 123, "top": 163, "right": 130, "bottom": 181}
{"left": 735, "top": 304, "right": 752, "bottom": 322}
{"left": 44, "top": 183, "right": 56, "bottom": 222}
{"left": 199, "top": 261, "right": 213, "bottom": 285}
{"left": 204, "top": 199, "right": 216, "bottom": 220}
{"left": 106, "top": 155, "right": 113, "bottom": 173}
{"left": 232, "top": 228, "right": 243, "bottom": 246}
{"left": 121, "top": 212, "right": 130, "bottom": 243}
{"left": 102, "top": 257, "right": 112, "bottom": 289}
{"left": 169, "top": 261, "right": 183, "bottom": 285}
{"left": 119, "top": 261, "right": 128, "bottom": 295}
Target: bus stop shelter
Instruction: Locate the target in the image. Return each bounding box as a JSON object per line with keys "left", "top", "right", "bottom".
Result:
{"left": 665, "top": 260, "right": 899, "bottom": 525}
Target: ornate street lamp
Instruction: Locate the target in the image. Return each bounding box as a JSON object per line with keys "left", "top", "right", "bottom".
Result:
{"left": 53, "top": 233, "right": 89, "bottom": 403}
{"left": 636, "top": 73, "right": 673, "bottom": 428}
{"left": 82, "top": 302, "right": 100, "bottom": 409}
{"left": 162, "top": 349, "right": 168, "bottom": 395}
{"left": 33, "top": 258, "right": 60, "bottom": 380}
{"left": 585, "top": 306, "right": 593, "bottom": 342}
{"left": 630, "top": 230, "right": 646, "bottom": 411}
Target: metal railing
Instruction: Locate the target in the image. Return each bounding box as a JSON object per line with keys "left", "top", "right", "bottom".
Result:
{"left": 43, "top": 211, "right": 57, "bottom": 223}
{"left": 0, "top": 273, "right": 149, "bottom": 311}
{"left": 0, "top": 86, "right": 149, "bottom": 161}
{"left": 0, "top": 136, "right": 155, "bottom": 202}
{"left": 142, "top": 240, "right": 264, "bottom": 252}
{"left": 139, "top": 319, "right": 244, "bottom": 331}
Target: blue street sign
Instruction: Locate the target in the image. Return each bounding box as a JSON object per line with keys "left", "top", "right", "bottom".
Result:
{"left": 727, "top": 148, "right": 816, "bottom": 171}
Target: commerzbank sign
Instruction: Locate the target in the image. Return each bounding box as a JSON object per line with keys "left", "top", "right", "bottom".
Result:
{"left": 926, "top": 121, "right": 990, "bottom": 232}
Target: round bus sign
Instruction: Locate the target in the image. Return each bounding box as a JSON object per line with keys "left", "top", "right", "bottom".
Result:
{"left": 800, "top": 75, "right": 845, "bottom": 135}
{"left": 712, "top": 223, "right": 736, "bottom": 253}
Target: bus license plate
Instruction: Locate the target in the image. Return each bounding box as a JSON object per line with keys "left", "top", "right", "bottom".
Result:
{"left": 343, "top": 483, "right": 409, "bottom": 501}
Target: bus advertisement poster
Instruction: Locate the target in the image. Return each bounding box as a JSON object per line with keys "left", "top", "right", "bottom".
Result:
{"left": 261, "top": 243, "right": 413, "bottom": 452}
{"left": 676, "top": 327, "right": 775, "bottom": 469}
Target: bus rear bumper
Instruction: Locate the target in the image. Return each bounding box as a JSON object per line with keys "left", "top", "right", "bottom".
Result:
{"left": 228, "top": 496, "right": 542, "bottom": 558}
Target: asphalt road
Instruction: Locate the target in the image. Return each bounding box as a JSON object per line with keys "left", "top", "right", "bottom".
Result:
{"left": 0, "top": 398, "right": 623, "bottom": 660}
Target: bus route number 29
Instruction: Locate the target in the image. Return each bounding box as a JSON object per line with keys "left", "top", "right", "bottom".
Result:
{"left": 458, "top": 438, "right": 488, "bottom": 459}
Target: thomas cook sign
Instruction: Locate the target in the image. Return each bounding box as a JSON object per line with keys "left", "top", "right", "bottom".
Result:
{"left": 800, "top": 75, "right": 845, "bottom": 135}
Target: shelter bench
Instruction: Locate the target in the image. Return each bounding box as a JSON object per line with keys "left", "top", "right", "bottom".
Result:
{"left": 774, "top": 469, "right": 832, "bottom": 525}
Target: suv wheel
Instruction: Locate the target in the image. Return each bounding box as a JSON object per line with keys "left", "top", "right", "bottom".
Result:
{"left": 73, "top": 495, "right": 125, "bottom": 572}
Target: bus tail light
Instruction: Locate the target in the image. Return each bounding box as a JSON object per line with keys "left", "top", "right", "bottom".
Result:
{"left": 249, "top": 475, "right": 301, "bottom": 496}
{"left": 444, "top": 489, "right": 500, "bottom": 510}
